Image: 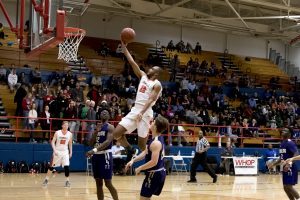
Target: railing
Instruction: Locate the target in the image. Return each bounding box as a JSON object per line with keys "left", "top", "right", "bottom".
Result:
{"left": 0, "top": 115, "right": 290, "bottom": 148}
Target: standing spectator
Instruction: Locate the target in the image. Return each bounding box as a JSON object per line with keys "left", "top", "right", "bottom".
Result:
{"left": 35, "top": 83, "right": 47, "bottom": 114}
{"left": 169, "top": 54, "right": 180, "bottom": 82}
{"left": 14, "top": 84, "right": 27, "bottom": 116}
{"left": 166, "top": 40, "right": 175, "bottom": 51}
{"left": 8, "top": 69, "right": 20, "bottom": 93}
{"left": 71, "top": 83, "right": 84, "bottom": 102}
{"left": 0, "top": 64, "right": 6, "bottom": 84}
{"left": 180, "top": 77, "right": 189, "bottom": 94}
{"left": 0, "top": 23, "right": 4, "bottom": 39}
{"left": 86, "top": 100, "right": 96, "bottom": 143}
{"left": 187, "top": 130, "right": 217, "bottom": 183}
{"left": 87, "top": 85, "right": 100, "bottom": 106}
{"left": 22, "top": 92, "right": 34, "bottom": 129}
{"left": 64, "top": 101, "right": 77, "bottom": 141}
{"left": 28, "top": 103, "right": 38, "bottom": 143}
{"left": 194, "top": 42, "right": 202, "bottom": 54}
{"left": 40, "top": 105, "right": 51, "bottom": 143}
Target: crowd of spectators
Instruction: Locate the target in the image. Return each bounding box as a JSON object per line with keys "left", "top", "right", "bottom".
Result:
{"left": 0, "top": 38, "right": 299, "bottom": 147}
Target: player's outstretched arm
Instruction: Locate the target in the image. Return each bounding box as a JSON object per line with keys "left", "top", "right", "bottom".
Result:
{"left": 125, "top": 148, "right": 147, "bottom": 172}
{"left": 286, "top": 154, "right": 300, "bottom": 163}
{"left": 135, "top": 141, "right": 162, "bottom": 175}
{"left": 121, "top": 41, "right": 145, "bottom": 79}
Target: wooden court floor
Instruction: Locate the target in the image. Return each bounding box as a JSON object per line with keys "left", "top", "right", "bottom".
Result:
{"left": 0, "top": 172, "right": 296, "bottom": 200}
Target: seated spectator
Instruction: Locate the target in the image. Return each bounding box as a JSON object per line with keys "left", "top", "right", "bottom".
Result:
{"left": 112, "top": 141, "right": 126, "bottom": 175}
{"left": 265, "top": 144, "right": 279, "bottom": 174}
{"left": 8, "top": 69, "right": 20, "bottom": 93}
{"left": 170, "top": 114, "right": 186, "bottom": 146}
{"left": 115, "top": 43, "right": 124, "bottom": 58}
{"left": 31, "top": 67, "right": 41, "bottom": 84}
{"left": 98, "top": 42, "right": 110, "bottom": 57}
{"left": 248, "top": 119, "right": 259, "bottom": 137}
{"left": 91, "top": 74, "right": 102, "bottom": 89}
{"left": 0, "top": 23, "right": 4, "bottom": 39}
{"left": 48, "top": 71, "right": 60, "bottom": 87}
{"left": 219, "top": 141, "right": 234, "bottom": 175}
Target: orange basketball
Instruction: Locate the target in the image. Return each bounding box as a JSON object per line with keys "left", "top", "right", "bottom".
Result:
{"left": 121, "top": 28, "right": 136, "bottom": 44}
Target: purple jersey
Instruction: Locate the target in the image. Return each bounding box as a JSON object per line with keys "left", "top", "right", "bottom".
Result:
{"left": 141, "top": 135, "right": 166, "bottom": 198}
{"left": 95, "top": 123, "right": 112, "bottom": 150}
{"left": 279, "top": 139, "right": 298, "bottom": 160}
{"left": 280, "top": 139, "right": 298, "bottom": 185}
{"left": 92, "top": 123, "right": 113, "bottom": 180}
{"left": 145, "top": 136, "right": 165, "bottom": 172}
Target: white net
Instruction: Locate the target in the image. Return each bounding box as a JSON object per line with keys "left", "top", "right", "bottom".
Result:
{"left": 58, "top": 27, "right": 86, "bottom": 62}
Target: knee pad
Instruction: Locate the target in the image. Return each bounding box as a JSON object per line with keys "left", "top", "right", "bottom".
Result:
{"left": 64, "top": 166, "right": 70, "bottom": 177}
{"left": 49, "top": 167, "right": 54, "bottom": 171}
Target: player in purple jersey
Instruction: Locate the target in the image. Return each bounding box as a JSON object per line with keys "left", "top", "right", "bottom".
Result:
{"left": 86, "top": 110, "right": 119, "bottom": 200}
{"left": 269, "top": 129, "right": 299, "bottom": 200}
{"left": 125, "top": 115, "right": 169, "bottom": 200}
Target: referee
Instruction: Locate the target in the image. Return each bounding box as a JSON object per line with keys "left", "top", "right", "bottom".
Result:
{"left": 187, "top": 130, "right": 217, "bottom": 183}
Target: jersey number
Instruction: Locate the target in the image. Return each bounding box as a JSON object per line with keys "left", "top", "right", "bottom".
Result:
{"left": 139, "top": 85, "right": 146, "bottom": 93}
{"left": 60, "top": 140, "right": 66, "bottom": 144}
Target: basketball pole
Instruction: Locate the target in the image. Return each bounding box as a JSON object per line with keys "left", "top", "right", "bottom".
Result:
{"left": 19, "top": 0, "right": 25, "bottom": 49}
{"left": 0, "top": 0, "right": 18, "bottom": 33}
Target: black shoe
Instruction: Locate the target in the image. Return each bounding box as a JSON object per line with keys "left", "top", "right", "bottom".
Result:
{"left": 213, "top": 176, "right": 217, "bottom": 183}
{"left": 187, "top": 179, "right": 197, "bottom": 183}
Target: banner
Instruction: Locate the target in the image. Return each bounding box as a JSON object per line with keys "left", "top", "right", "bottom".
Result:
{"left": 233, "top": 157, "right": 258, "bottom": 175}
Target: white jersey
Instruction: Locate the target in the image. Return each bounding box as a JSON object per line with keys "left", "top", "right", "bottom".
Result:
{"left": 135, "top": 75, "right": 162, "bottom": 109}
{"left": 55, "top": 130, "right": 72, "bottom": 152}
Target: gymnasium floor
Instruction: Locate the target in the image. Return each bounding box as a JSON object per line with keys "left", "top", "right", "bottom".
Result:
{"left": 0, "top": 172, "right": 294, "bottom": 200}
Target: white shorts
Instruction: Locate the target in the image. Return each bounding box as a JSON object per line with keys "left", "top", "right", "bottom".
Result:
{"left": 119, "top": 106, "right": 153, "bottom": 138}
{"left": 51, "top": 151, "right": 70, "bottom": 167}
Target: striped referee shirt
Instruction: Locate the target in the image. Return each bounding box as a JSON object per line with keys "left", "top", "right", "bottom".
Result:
{"left": 196, "top": 137, "right": 210, "bottom": 153}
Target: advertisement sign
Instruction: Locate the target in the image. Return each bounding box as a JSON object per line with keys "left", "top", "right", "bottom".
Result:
{"left": 233, "top": 157, "right": 258, "bottom": 175}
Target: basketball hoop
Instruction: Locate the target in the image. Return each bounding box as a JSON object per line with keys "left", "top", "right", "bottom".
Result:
{"left": 58, "top": 27, "right": 86, "bottom": 62}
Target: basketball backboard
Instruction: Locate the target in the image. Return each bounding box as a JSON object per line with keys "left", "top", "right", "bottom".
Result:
{"left": 28, "top": 0, "right": 89, "bottom": 56}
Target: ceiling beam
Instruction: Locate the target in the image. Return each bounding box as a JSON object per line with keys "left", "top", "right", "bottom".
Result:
{"left": 106, "top": 0, "right": 136, "bottom": 16}
{"left": 152, "top": 0, "right": 193, "bottom": 16}
{"left": 191, "top": 15, "right": 300, "bottom": 21}
{"left": 238, "top": 0, "right": 300, "bottom": 13}
{"left": 225, "top": 0, "right": 250, "bottom": 28}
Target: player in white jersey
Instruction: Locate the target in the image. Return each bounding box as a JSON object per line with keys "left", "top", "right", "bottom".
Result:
{"left": 114, "top": 41, "right": 162, "bottom": 155}
{"left": 42, "top": 121, "right": 73, "bottom": 187}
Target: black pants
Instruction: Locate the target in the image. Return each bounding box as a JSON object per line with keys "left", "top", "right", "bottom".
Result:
{"left": 190, "top": 152, "right": 216, "bottom": 180}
